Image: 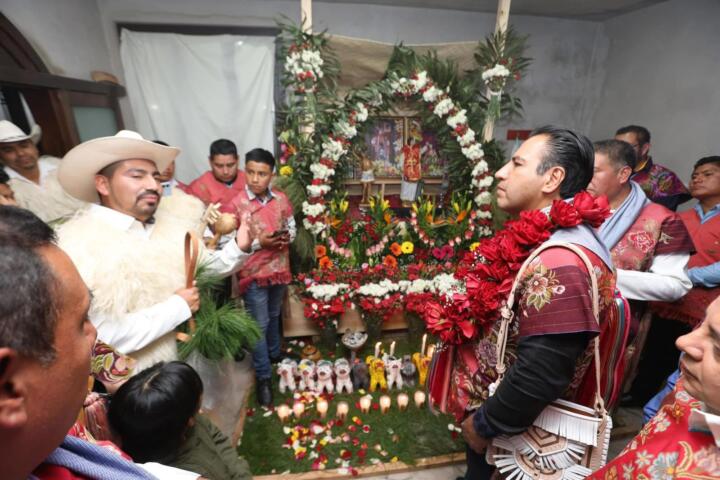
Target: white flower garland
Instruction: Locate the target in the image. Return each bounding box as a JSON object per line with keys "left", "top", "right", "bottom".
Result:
{"left": 298, "top": 70, "right": 494, "bottom": 237}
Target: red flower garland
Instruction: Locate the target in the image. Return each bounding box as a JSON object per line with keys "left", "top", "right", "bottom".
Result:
{"left": 423, "top": 191, "right": 610, "bottom": 345}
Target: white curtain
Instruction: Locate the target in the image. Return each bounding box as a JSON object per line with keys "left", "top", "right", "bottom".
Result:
{"left": 120, "top": 30, "right": 275, "bottom": 183}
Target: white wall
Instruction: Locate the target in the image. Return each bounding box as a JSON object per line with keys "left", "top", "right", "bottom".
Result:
{"left": 4, "top": 0, "right": 610, "bottom": 155}
{"left": 2, "top": 0, "right": 112, "bottom": 79}
{"left": 590, "top": 0, "right": 720, "bottom": 183}
{"left": 94, "top": 0, "right": 609, "bottom": 147}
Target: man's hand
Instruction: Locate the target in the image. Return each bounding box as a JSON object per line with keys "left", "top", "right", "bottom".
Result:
{"left": 461, "top": 413, "right": 491, "bottom": 454}
{"left": 259, "top": 231, "right": 290, "bottom": 250}
{"left": 175, "top": 285, "right": 200, "bottom": 313}
{"left": 201, "top": 202, "right": 222, "bottom": 227}
{"left": 236, "top": 212, "right": 253, "bottom": 253}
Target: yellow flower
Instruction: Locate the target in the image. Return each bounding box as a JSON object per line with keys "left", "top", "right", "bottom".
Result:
{"left": 401, "top": 241, "right": 414, "bottom": 254}
{"left": 469, "top": 242, "right": 480, "bottom": 252}
{"left": 279, "top": 165, "right": 293, "bottom": 176}
{"left": 340, "top": 200, "right": 349, "bottom": 213}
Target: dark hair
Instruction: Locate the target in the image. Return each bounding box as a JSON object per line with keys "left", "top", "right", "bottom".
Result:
{"left": 245, "top": 148, "right": 275, "bottom": 171}
{"left": 98, "top": 161, "right": 123, "bottom": 179}
{"left": 152, "top": 140, "right": 169, "bottom": 146}
{"left": 0, "top": 168, "right": 9, "bottom": 184}
{"left": 615, "top": 125, "right": 651, "bottom": 145}
{"left": 209, "top": 139, "right": 237, "bottom": 158}
{"left": 108, "top": 361, "right": 203, "bottom": 463}
{"left": 0, "top": 206, "right": 58, "bottom": 364}
{"left": 593, "top": 139, "right": 637, "bottom": 170}
{"left": 531, "top": 125, "right": 595, "bottom": 198}
{"left": 694, "top": 156, "right": 720, "bottom": 171}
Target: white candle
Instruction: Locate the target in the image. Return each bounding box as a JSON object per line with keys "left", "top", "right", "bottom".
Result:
{"left": 359, "top": 395, "right": 372, "bottom": 413}
{"left": 389, "top": 341, "right": 396, "bottom": 357}
{"left": 414, "top": 390, "right": 426, "bottom": 409}
{"left": 397, "top": 393, "right": 409, "bottom": 411}
{"left": 426, "top": 344, "right": 435, "bottom": 359}
{"left": 317, "top": 399, "right": 328, "bottom": 419}
{"left": 374, "top": 341, "right": 382, "bottom": 358}
{"left": 421, "top": 334, "right": 427, "bottom": 357}
{"left": 380, "top": 395, "right": 392, "bottom": 414}
{"left": 292, "top": 401, "right": 305, "bottom": 418}
{"left": 277, "top": 404, "right": 291, "bottom": 422}
{"left": 336, "top": 401, "right": 349, "bottom": 420}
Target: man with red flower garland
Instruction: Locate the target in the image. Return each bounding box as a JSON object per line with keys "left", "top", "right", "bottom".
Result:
{"left": 451, "top": 126, "right": 619, "bottom": 479}
{"left": 588, "top": 139, "right": 694, "bottom": 406}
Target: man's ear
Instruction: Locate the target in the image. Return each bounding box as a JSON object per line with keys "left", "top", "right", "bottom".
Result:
{"left": 641, "top": 142, "right": 651, "bottom": 159}
{"left": 0, "top": 348, "right": 29, "bottom": 430}
{"left": 94, "top": 175, "right": 110, "bottom": 198}
{"left": 619, "top": 165, "right": 633, "bottom": 184}
{"left": 541, "top": 166, "right": 566, "bottom": 195}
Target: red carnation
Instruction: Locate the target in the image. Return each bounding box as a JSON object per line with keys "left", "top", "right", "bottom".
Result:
{"left": 573, "top": 191, "right": 611, "bottom": 228}
{"left": 549, "top": 199, "right": 582, "bottom": 228}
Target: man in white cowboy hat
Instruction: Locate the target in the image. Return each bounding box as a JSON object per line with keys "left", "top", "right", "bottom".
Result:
{"left": 55, "top": 130, "right": 255, "bottom": 373}
{"left": 0, "top": 120, "right": 85, "bottom": 222}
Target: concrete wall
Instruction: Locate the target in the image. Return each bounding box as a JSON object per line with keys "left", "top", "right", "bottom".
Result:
{"left": 2, "top": 0, "right": 112, "bottom": 79}
{"left": 590, "top": 0, "right": 720, "bottom": 183}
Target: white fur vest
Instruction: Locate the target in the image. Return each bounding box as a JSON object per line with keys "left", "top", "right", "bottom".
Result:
{"left": 57, "top": 190, "right": 205, "bottom": 372}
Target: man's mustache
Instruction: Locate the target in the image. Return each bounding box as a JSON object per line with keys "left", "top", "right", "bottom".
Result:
{"left": 136, "top": 189, "right": 160, "bottom": 202}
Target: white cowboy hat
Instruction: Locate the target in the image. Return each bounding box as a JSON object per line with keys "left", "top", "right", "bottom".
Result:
{"left": 0, "top": 120, "right": 41, "bottom": 144}
{"left": 59, "top": 130, "right": 180, "bottom": 203}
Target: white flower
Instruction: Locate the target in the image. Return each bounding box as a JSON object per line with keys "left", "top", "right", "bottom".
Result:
{"left": 433, "top": 98, "right": 454, "bottom": 117}
{"left": 310, "top": 163, "right": 335, "bottom": 180}
{"left": 302, "top": 202, "right": 326, "bottom": 217}
{"left": 471, "top": 160, "right": 489, "bottom": 177}
{"left": 447, "top": 109, "right": 467, "bottom": 129}
{"left": 422, "top": 85, "right": 443, "bottom": 103}
{"left": 303, "top": 219, "right": 326, "bottom": 235}
{"left": 482, "top": 64, "right": 511, "bottom": 81}
{"left": 335, "top": 120, "right": 357, "bottom": 139}
{"left": 306, "top": 283, "right": 350, "bottom": 301}
{"left": 355, "top": 103, "right": 369, "bottom": 123}
{"left": 473, "top": 175, "right": 493, "bottom": 189}
{"left": 458, "top": 128, "right": 476, "bottom": 147}
{"left": 476, "top": 210, "right": 493, "bottom": 219}
{"left": 321, "top": 138, "right": 346, "bottom": 161}
{"left": 432, "top": 274, "right": 464, "bottom": 300}
{"left": 410, "top": 71, "right": 428, "bottom": 91}
{"left": 462, "top": 143, "right": 484, "bottom": 160}
{"left": 307, "top": 184, "right": 332, "bottom": 197}
{"left": 474, "top": 191, "right": 493, "bottom": 205}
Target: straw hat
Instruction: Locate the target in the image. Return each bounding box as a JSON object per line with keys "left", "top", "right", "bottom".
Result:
{"left": 0, "top": 120, "right": 41, "bottom": 144}
{"left": 59, "top": 130, "right": 179, "bottom": 203}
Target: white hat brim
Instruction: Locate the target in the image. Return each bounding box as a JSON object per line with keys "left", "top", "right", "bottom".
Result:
{"left": 59, "top": 135, "right": 179, "bottom": 203}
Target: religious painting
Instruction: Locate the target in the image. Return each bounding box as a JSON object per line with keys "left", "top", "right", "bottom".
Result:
{"left": 408, "top": 117, "right": 446, "bottom": 178}
{"left": 364, "top": 116, "right": 404, "bottom": 178}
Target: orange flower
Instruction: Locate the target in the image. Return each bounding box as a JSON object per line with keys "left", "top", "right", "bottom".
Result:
{"left": 315, "top": 245, "right": 327, "bottom": 259}
{"left": 456, "top": 210, "right": 468, "bottom": 222}
{"left": 390, "top": 242, "right": 402, "bottom": 256}
{"left": 384, "top": 211, "right": 392, "bottom": 224}
{"left": 383, "top": 255, "right": 398, "bottom": 268}
{"left": 319, "top": 256, "right": 333, "bottom": 269}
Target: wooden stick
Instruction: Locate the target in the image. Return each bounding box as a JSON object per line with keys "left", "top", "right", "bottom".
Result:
{"left": 301, "top": 0, "right": 312, "bottom": 33}
{"left": 482, "top": 0, "right": 512, "bottom": 142}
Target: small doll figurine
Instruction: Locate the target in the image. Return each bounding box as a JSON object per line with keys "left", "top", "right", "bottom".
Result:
{"left": 385, "top": 356, "right": 403, "bottom": 390}
{"left": 401, "top": 354, "right": 417, "bottom": 387}
{"left": 277, "top": 358, "right": 298, "bottom": 394}
{"left": 351, "top": 360, "right": 369, "bottom": 391}
{"left": 334, "top": 358, "right": 353, "bottom": 394}
{"left": 360, "top": 152, "right": 375, "bottom": 206}
{"left": 366, "top": 355, "right": 387, "bottom": 392}
{"left": 315, "top": 360, "right": 335, "bottom": 394}
{"left": 298, "top": 358, "right": 316, "bottom": 391}
{"left": 412, "top": 352, "right": 431, "bottom": 387}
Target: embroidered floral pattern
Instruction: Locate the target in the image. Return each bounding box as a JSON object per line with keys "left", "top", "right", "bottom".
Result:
{"left": 588, "top": 381, "right": 720, "bottom": 480}
{"left": 522, "top": 262, "right": 566, "bottom": 311}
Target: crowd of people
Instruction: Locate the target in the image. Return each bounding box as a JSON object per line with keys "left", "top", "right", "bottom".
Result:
{"left": 1, "top": 117, "right": 719, "bottom": 479}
